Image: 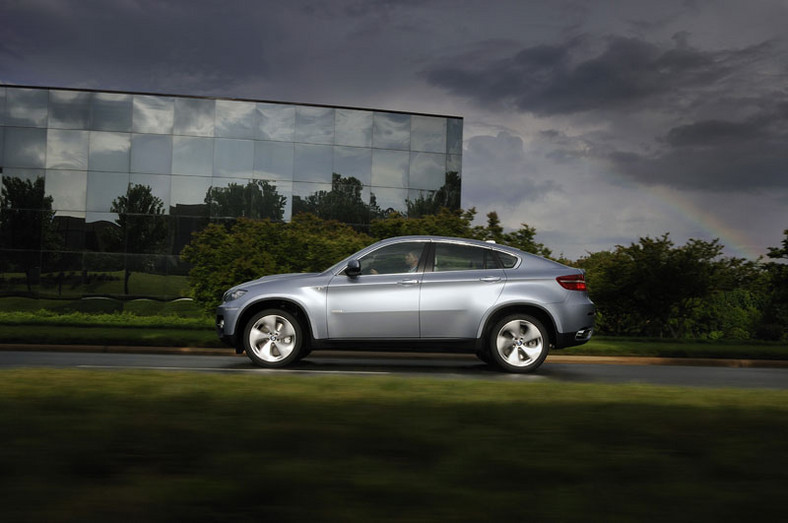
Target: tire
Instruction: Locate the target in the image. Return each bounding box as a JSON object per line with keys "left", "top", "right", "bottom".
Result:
{"left": 489, "top": 314, "right": 549, "bottom": 373}
{"left": 243, "top": 309, "right": 304, "bottom": 368}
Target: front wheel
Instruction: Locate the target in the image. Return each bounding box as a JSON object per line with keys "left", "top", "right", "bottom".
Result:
{"left": 489, "top": 314, "right": 549, "bottom": 373}
{"left": 243, "top": 309, "right": 304, "bottom": 368}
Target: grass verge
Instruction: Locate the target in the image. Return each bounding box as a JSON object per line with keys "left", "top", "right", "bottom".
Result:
{"left": 1, "top": 370, "right": 786, "bottom": 522}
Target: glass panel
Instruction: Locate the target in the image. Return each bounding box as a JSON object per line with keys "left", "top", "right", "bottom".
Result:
{"left": 82, "top": 253, "right": 125, "bottom": 293}
{"left": 256, "top": 103, "right": 295, "bottom": 141}
{"left": 128, "top": 174, "right": 171, "bottom": 214}
{"left": 0, "top": 210, "right": 44, "bottom": 251}
{"left": 213, "top": 138, "right": 254, "bottom": 177}
{"left": 335, "top": 109, "right": 373, "bottom": 147}
{"left": 358, "top": 242, "right": 426, "bottom": 275}
{"left": 333, "top": 146, "right": 371, "bottom": 186}
{"left": 170, "top": 174, "right": 213, "bottom": 211}
{"left": 91, "top": 93, "right": 133, "bottom": 132}
{"left": 433, "top": 243, "right": 498, "bottom": 272}
{"left": 411, "top": 116, "right": 446, "bottom": 153}
{"left": 409, "top": 152, "right": 445, "bottom": 190}
{"left": 133, "top": 95, "right": 174, "bottom": 134}
{"left": 171, "top": 215, "right": 210, "bottom": 255}
{"left": 0, "top": 86, "right": 5, "bottom": 125}
{"left": 447, "top": 154, "right": 462, "bottom": 177}
{"left": 40, "top": 251, "right": 84, "bottom": 298}
{"left": 45, "top": 170, "right": 87, "bottom": 214}
{"left": 371, "top": 149, "right": 409, "bottom": 188}
{"left": 88, "top": 131, "right": 131, "bottom": 172}
{"left": 373, "top": 112, "right": 410, "bottom": 150}
{"left": 447, "top": 118, "right": 463, "bottom": 155}
{"left": 6, "top": 88, "right": 49, "bottom": 127}
{"left": 4, "top": 127, "right": 46, "bottom": 168}
{"left": 172, "top": 136, "right": 214, "bottom": 176}
{"left": 0, "top": 127, "right": 4, "bottom": 166}
{"left": 85, "top": 213, "right": 121, "bottom": 253}
{"left": 51, "top": 213, "right": 87, "bottom": 251}
{"left": 204, "top": 178, "right": 289, "bottom": 221}
{"left": 46, "top": 129, "right": 89, "bottom": 170}
{"left": 293, "top": 144, "right": 332, "bottom": 183}
{"left": 215, "top": 100, "right": 257, "bottom": 139}
{"left": 253, "top": 141, "right": 294, "bottom": 181}
{"left": 295, "top": 106, "right": 334, "bottom": 145}
{"left": 0, "top": 169, "right": 46, "bottom": 209}
{"left": 130, "top": 134, "right": 173, "bottom": 174}
{"left": 292, "top": 181, "right": 331, "bottom": 216}
{"left": 87, "top": 171, "right": 129, "bottom": 212}
{"left": 123, "top": 217, "right": 170, "bottom": 254}
{"left": 497, "top": 252, "right": 518, "bottom": 269}
{"left": 174, "top": 97, "right": 215, "bottom": 137}
{"left": 370, "top": 187, "right": 408, "bottom": 216}
{"left": 48, "top": 90, "right": 91, "bottom": 129}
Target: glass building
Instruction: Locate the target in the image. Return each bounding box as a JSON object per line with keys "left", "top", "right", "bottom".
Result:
{"left": 0, "top": 85, "right": 463, "bottom": 303}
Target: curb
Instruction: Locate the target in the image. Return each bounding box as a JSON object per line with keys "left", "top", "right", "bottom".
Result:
{"left": 2, "top": 344, "right": 788, "bottom": 368}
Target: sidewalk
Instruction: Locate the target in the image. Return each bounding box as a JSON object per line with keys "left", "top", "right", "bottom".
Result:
{"left": 2, "top": 343, "right": 788, "bottom": 368}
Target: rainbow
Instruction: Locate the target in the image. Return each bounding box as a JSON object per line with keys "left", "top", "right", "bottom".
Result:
{"left": 647, "top": 186, "right": 763, "bottom": 260}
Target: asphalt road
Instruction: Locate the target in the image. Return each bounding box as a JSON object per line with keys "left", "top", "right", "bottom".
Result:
{"left": 1, "top": 347, "right": 787, "bottom": 389}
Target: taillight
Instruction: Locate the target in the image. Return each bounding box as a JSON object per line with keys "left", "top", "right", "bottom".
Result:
{"left": 557, "top": 274, "right": 587, "bottom": 291}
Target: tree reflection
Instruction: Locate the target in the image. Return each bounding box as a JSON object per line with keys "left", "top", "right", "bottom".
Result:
{"left": 0, "top": 177, "right": 61, "bottom": 291}
{"left": 293, "top": 173, "right": 382, "bottom": 227}
{"left": 104, "top": 184, "right": 168, "bottom": 294}
{"left": 204, "top": 180, "right": 286, "bottom": 221}
{"left": 407, "top": 171, "right": 461, "bottom": 218}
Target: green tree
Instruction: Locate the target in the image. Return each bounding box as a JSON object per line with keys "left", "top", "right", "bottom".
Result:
{"left": 205, "top": 180, "right": 286, "bottom": 221}
{"left": 760, "top": 229, "right": 788, "bottom": 340}
{"left": 106, "top": 184, "right": 169, "bottom": 295}
{"left": 293, "top": 174, "right": 380, "bottom": 227}
{"left": 0, "top": 177, "right": 61, "bottom": 291}
{"left": 406, "top": 171, "right": 461, "bottom": 218}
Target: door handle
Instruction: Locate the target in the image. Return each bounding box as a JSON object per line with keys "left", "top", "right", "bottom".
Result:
{"left": 479, "top": 277, "right": 501, "bottom": 282}
{"left": 397, "top": 279, "right": 420, "bottom": 286}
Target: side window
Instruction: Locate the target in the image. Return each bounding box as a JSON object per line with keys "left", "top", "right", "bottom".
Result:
{"left": 433, "top": 243, "right": 499, "bottom": 272}
{"left": 496, "top": 251, "right": 519, "bottom": 269}
{"left": 358, "top": 242, "right": 425, "bottom": 275}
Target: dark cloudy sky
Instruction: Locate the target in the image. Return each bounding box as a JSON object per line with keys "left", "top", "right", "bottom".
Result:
{"left": 3, "top": 0, "right": 787, "bottom": 259}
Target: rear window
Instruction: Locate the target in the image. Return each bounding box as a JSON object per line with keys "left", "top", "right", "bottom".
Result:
{"left": 496, "top": 251, "right": 519, "bottom": 269}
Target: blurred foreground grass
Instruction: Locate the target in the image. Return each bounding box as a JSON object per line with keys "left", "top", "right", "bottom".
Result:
{"left": 1, "top": 370, "right": 786, "bottom": 522}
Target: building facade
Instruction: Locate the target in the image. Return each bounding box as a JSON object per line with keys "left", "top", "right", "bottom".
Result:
{"left": 0, "top": 86, "right": 462, "bottom": 303}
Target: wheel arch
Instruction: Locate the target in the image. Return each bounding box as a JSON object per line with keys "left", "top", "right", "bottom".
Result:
{"left": 480, "top": 305, "right": 557, "bottom": 349}
{"left": 233, "top": 299, "right": 313, "bottom": 354}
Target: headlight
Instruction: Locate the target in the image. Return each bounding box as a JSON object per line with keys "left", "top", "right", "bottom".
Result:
{"left": 223, "top": 288, "right": 247, "bottom": 303}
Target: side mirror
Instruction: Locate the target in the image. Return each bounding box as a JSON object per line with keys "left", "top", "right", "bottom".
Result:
{"left": 345, "top": 259, "right": 361, "bottom": 277}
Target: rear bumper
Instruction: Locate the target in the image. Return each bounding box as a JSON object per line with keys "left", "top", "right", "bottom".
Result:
{"left": 554, "top": 327, "right": 594, "bottom": 349}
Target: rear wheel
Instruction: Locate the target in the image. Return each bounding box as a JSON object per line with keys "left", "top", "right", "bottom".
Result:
{"left": 489, "top": 314, "right": 549, "bottom": 373}
{"left": 243, "top": 309, "right": 303, "bottom": 368}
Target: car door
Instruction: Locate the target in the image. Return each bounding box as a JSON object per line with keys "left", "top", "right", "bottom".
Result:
{"left": 419, "top": 242, "right": 506, "bottom": 339}
{"left": 325, "top": 241, "right": 428, "bottom": 339}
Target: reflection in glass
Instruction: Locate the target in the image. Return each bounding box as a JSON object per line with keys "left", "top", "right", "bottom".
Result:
{"left": 172, "top": 136, "right": 213, "bottom": 176}
{"left": 131, "top": 134, "right": 173, "bottom": 174}
{"left": 334, "top": 146, "right": 372, "bottom": 185}
{"left": 6, "top": 88, "right": 48, "bottom": 127}
{"left": 293, "top": 144, "right": 333, "bottom": 183}
{"left": 91, "top": 93, "right": 133, "bottom": 132}
{"left": 4, "top": 127, "right": 47, "bottom": 168}
{"left": 373, "top": 112, "right": 410, "bottom": 150}
{"left": 407, "top": 171, "right": 461, "bottom": 217}
{"left": 335, "top": 109, "right": 373, "bottom": 147}
{"left": 213, "top": 138, "right": 254, "bottom": 177}
{"left": 45, "top": 170, "right": 87, "bottom": 214}
{"left": 46, "top": 129, "right": 89, "bottom": 170}
{"left": 130, "top": 174, "right": 171, "bottom": 214}
{"left": 372, "top": 149, "right": 409, "bottom": 188}
{"left": 0, "top": 87, "right": 5, "bottom": 126}
{"left": 295, "top": 106, "right": 334, "bottom": 145}
{"left": 170, "top": 175, "right": 212, "bottom": 221}
{"left": 133, "top": 95, "right": 174, "bottom": 134}
{"left": 40, "top": 251, "right": 84, "bottom": 298}
{"left": 447, "top": 118, "right": 463, "bottom": 155}
{"left": 448, "top": 154, "right": 462, "bottom": 177}
{"left": 411, "top": 116, "right": 446, "bottom": 153}
{"left": 254, "top": 141, "right": 294, "bottom": 181}
{"left": 89, "top": 132, "right": 131, "bottom": 172}
{"left": 174, "top": 97, "right": 215, "bottom": 136}
{"left": 205, "top": 178, "right": 287, "bottom": 221}
{"left": 292, "top": 174, "right": 374, "bottom": 227}
{"left": 409, "top": 152, "right": 445, "bottom": 190}
{"left": 371, "top": 187, "right": 408, "bottom": 216}
{"left": 257, "top": 103, "right": 295, "bottom": 141}
{"left": 49, "top": 90, "right": 91, "bottom": 129}
{"left": 87, "top": 171, "right": 129, "bottom": 212}
{"left": 85, "top": 212, "right": 120, "bottom": 253}
{"left": 216, "top": 100, "right": 257, "bottom": 139}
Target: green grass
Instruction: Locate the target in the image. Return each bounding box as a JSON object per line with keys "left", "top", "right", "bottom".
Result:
{"left": 564, "top": 336, "right": 788, "bottom": 360}
{"left": 0, "top": 370, "right": 786, "bottom": 522}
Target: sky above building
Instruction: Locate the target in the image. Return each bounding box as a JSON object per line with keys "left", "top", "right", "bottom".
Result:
{"left": 2, "top": 0, "right": 787, "bottom": 260}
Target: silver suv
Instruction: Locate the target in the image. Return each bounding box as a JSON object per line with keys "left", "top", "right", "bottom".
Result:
{"left": 216, "top": 236, "right": 595, "bottom": 373}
